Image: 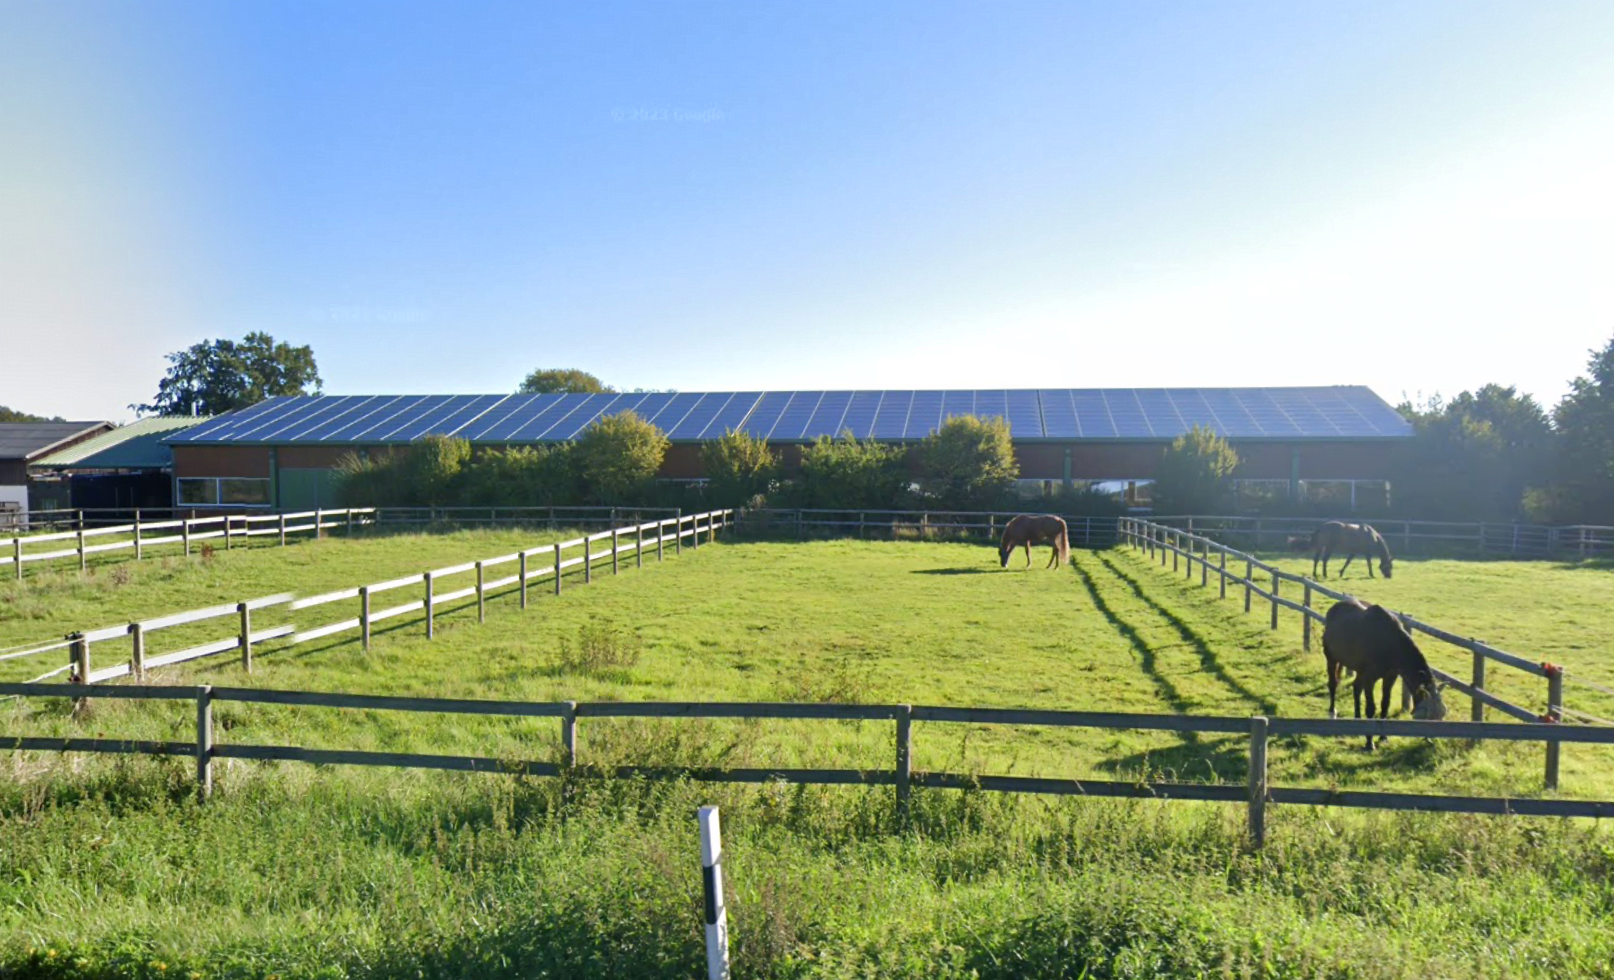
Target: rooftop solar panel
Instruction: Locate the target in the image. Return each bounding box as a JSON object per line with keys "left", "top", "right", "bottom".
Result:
{"left": 390, "top": 395, "right": 502, "bottom": 441}
{"left": 803, "top": 390, "right": 854, "bottom": 439}
{"left": 870, "top": 390, "right": 913, "bottom": 439}
{"left": 244, "top": 395, "right": 359, "bottom": 442}
{"left": 769, "top": 391, "right": 825, "bottom": 441}
{"left": 668, "top": 392, "right": 733, "bottom": 440}
{"left": 1006, "top": 390, "right": 1042, "bottom": 438}
{"left": 547, "top": 393, "right": 638, "bottom": 440}
{"left": 459, "top": 394, "right": 542, "bottom": 442}
{"left": 696, "top": 392, "right": 763, "bottom": 439}
{"left": 505, "top": 393, "right": 591, "bottom": 440}
{"left": 633, "top": 392, "right": 698, "bottom": 436}
{"left": 1105, "top": 390, "right": 1155, "bottom": 438}
{"left": 298, "top": 395, "right": 410, "bottom": 442}
{"left": 903, "top": 391, "right": 944, "bottom": 439}
{"left": 837, "top": 391, "right": 882, "bottom": 439}
{"left": 1041, "top": 390, "right": 1079, "bottom": 439}
{"left": 740, "top": 391, "right": 793, "bottom": 439}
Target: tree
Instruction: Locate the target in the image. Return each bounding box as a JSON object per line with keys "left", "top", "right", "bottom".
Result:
{"left": 0, "top": 406, "right": 63, "bottom": 423}
{"left": 573, "top": 411, "right": 669, "bottom": 502}
{"left": 1546, "top": 334, "right": 1614, "bottom": 523}
{"left": 459, "top": 445, "right": 579, "bottom": 506}
{"left": 518, "top": 369, "right": 614, "bottom": 394}
{"left": 1152, "top": 425, "right": 1239, "bottom": 515}
{"left": 793, "top": 432, "right": 911, "bottom": 509}
{"left": 917, "top": 414, "right": 1018, "bottom": 510}
{"left": 137, "top": 332, "right": 321, "bottom": 417}
{"left": 1392, "top": 385, "right": 1553, "bottom": 521}
{"left": 702, "top": 428, "right": 778, "bottom": 506}
{"left": 402, "top": 435, "right": 471, "bottom": 506}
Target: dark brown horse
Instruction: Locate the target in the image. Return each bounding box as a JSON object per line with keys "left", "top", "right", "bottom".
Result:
{"left": 1322, "top": 598, "right": 1446, "bottom": 749}
{"left": 1308, "top": 521, "right": 1393, "bottom": 579}
{"left": 998, "top": 514, "right": 1070, "bottom": 569}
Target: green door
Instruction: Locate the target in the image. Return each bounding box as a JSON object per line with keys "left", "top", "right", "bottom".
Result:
{"left": 278, "top": 468, "right": 341, "bottom": 511}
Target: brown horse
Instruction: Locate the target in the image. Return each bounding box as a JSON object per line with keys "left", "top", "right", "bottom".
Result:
{"left": 1308, "top": 521, "right": 1393, "bottom": 579}
{"left": 998, "top": 514, "right": 1070, "bottom": 569}
{"left": 1321, "top": 598, "right": 1446, "bottom": 749}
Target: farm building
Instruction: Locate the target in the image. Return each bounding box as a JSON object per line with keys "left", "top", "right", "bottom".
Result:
{"left": 28, "top": 416, "right": 212, "bottom": 516}
{"left": 0, "top": 420, "right": 114, "bottom": 524}
{"left": 163, "top": 387, "right": 1413, "bottom": 511}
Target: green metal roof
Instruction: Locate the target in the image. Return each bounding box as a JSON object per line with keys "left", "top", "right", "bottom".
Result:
{"left": 33, "top": 416, "right": 212, "bottom": 470}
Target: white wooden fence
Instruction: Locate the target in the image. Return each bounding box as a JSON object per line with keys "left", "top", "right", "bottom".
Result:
{"left": 1150, "top": 514, "right": 1614, "bottom": 560}
{"left": 11, "top": 510, "right": 733, "bottom": 688}
{"left": 1, "top": 508, "right": 377, "bottom": 579}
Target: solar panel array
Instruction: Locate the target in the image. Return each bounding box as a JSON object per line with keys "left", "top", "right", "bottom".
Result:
{"left": 166, "top": 388, "right": 1412, "bottom": 445}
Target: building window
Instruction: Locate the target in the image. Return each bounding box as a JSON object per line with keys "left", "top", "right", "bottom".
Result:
{"left": 179, "top": 478, "right": 271, "bottom": 507}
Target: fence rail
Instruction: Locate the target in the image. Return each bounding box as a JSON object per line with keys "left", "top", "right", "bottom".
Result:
{"left": 6, "top": 683, "right": 1613, "bottom": 845}
{"left": 6, "top": 510, "right": 733, "bottom": 687}
{"left": 1149, "top": 514, "right": 1614, "bottom": 560}
{"left": 1120, "top": 518, "right": 1608, "bottom": 791}
{"left": 744, "top": 508, "right": 1121, "bottom": 547}
{"left": 1, "top": 508, "right": 378, "bottom": 579}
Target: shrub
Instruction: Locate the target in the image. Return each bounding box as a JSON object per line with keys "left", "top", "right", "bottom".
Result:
{"left": 459, "top": 445, "right": 579, "bottom": 507}
{"left": 333, "top": 449, "right": 405, "bottom": 506}
{"left": 702, "top": 428, "right": 778, "bottom": 507}
{"left": 792, "top": 431, "right": 911, "bottom": 510}
{"left": 573, "top": 411, "right": 669, "bottom": 504}
{"left": 1152, "top": 425, "right": 1239, "bottom": 514}
{"left": 552, "top": 624, "right": 642, "bottom": 675}
{"left": 917, "top": 414, "right": 1018, "bottom": 510}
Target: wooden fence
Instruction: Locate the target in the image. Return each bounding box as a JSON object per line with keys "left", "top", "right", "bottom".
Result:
{"left": 1, "top": 508, "right": 377, "bottom": 580}
{"left": 7, "top": 509, "right": 733, "bottom": 687}
{"left": 1119, "top": 517, "right": 1613, "bottom": 790}
{"left": 1150, "top": 513, "right": 1614, "bottom": 560}
{"left": 6, "top": 682, "right": 1614, "bottom": 846}
{"left": 743, "top": 508, "right": 1121, "bottom": 546}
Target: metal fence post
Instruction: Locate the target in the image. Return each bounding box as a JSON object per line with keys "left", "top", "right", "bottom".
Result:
{"left": 360, "top": 586, "right": 371, "bottom": 651}
{"left": 239, "top": 601, "right": 253, "bottom": 672}
{"left": 425, "top": 572, "right": 435, "bottom": 639}
{"left": 196, "top": 685, "right": 214, "bottom": 801}
{"left": 1470, "top": 648, "right": 1486, "bottom": 723}
{"left": 895, "top": 704, "right": 912, "bottom": 826}
{"left": 1546, "top": 665, "right": 1564, "bottom": 790}
{"left": 1248, "top": 715, "right": 1268, "bottom": 847}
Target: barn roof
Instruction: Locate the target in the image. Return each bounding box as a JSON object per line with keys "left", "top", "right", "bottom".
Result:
{"left": 0, "top": 421, "right": 115, "bottom": 462}
{"left": 32, "top": 416, "right": 212, "bottom": 470}
{"left": 164, "top": 387, "right": 1413, "bottom": 446}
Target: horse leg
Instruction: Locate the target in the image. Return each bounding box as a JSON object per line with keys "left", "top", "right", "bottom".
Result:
{"left": 1338, "top": 553, "right": 1355, "bottom": 576}
{"left": 1377, "top": 676, "right": 1397, "bottom": 747}
{"left": 1366, "top": 552, "right": 1375, "bottom": 578}
{"left": 1023, "top": 541, "right": 1031, "bottom": 567}
{"left": 1321, "top": 548, "right": 1332, "bottom": 578}
{"left": 1045, "top": 544, "right": 1056, "bottom": 569}
{"left": 1326, "top": 658, "right": 1340, "bottom": 719}
{"left": 1361, "top": 679, "right": 1377, "bottom": 750}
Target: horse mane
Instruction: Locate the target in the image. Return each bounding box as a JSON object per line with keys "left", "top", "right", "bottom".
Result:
{"left": 1368, "top": 525, "right": 1393, "bottom": 561}
{"left": 1364, "top": 605, "right": 1430, "bottom": 682}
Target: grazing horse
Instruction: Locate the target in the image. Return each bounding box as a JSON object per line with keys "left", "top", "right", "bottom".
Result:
{"left": 1321, "top": 598, "right": 1446, "bottom": 749}
{"left": 998, "top": 514, "right": 1070, "bottom": 569}
{"left": 1308, "top": 521, "right": 1393, "bottom": 579}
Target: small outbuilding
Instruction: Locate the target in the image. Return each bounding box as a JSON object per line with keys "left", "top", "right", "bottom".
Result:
{"left": 0, "top": 421, "right": 115, "bottom": 526}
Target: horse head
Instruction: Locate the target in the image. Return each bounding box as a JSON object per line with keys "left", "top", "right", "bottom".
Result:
{"left": 1379, "top": 556, "right": 1393, "bottom": 579}
{"left": 1410, "top": 679, "right": 1447, "bottom": 720}
{"left": 998, "top": 542, "right": 1012, "bottom": 568}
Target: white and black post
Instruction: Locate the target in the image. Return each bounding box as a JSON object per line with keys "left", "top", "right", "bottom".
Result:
{"left": 698, "top": 805, "right": 730, "bottom": 980}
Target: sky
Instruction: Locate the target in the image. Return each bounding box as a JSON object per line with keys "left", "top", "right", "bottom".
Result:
{"left": 3, "top": 0, "right": 1613, "bottom": 423}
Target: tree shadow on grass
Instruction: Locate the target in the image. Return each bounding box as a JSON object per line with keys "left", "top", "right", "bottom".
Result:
{"left": 910, "top": 567, "right": 997, "bottom": 576}
{"left": 1094, "top": 734, "right": 1251, "bottom": 784}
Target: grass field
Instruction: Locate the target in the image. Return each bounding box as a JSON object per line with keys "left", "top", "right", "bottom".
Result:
{"left": 3, "top": 530, "right": 1614, "bottom": 978}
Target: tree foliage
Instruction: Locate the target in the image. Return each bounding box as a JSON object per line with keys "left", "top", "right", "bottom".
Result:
{"left": 701, "top": 428, "right": 778, "bottom": 506}
{"left": 573, "top": 412, "right": 669, "bottom": 503}
{"left": 1391, "top": 386, "right": 1552, "bottom": 521}
{"left": 1542, "top": 337, "right": 1614, "bottom": 523}
{"left": 1152, "top": 425, "right": 1239, "bottom": 514}
{"left": 793, "top": 432, "right": 911, "bottom": 509}
{"left": 916, "top": 414, "right": 1018, "bottom": 510}
{"left": 137, "top": 332, "right": 321, "bottom": 417}
{"left": 0, "top": 406, "right": 63, "bottom": 423}
{"left": 518, "top": 369, "right": 614, "bottom": 394}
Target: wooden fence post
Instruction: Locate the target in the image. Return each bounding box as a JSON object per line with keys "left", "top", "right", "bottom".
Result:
{"left": 584, "top": 537, "right": 592, "bottom": 584}
{"left": 562, "top": 701, "right": 578, "bottom": 767}
{"left": 14, "top": 537, "right": 23, "bottom": 580}
{"left": 1470, "top": 648, "right": 1486, "bottom": 724}
{"left": 1219, "top": 549, "right": 1227, "bottom": 600}
{"left": 238, "top": 602, "right": 252, "bottom": 672}
{"left": 554, "top": 543, "right": 563, "bottom": 595}
{"left": 476, "top": 561, "right": 486, "bottom": 623}
{"left": 1171, "top": 531, "right": 1179, "bottom": 573}
{"left": 133, "top": 521, "right": 142, "bottom": 563}
{"left": 1244, "top": 560, "right": 1253, "bottom": 613}
{"left": 709, "top": 512, "right": 716, "bottom": 545}
{"left": 895, "top": 704, "right": 912, "bottom": 826}
{"left": 425, "top": 573, "right": 435, "bottom": 639}
{"left": 636, "top": 523, "right": 644, "bottom": 569}
{"left": 612, "top": 530, "right": 620, "bottom": 575}
{"left": 657, "top": 521, "right": 665, "bottom": 562}
{"left": 1270, "top": 571, "right": 1280, "bottom": 630}
{"left": 279, "top": 514, "right": 287, "bottom": 547}
{"left": 360, "top": 586, "right": 371, "bottom": 651}
{"left": 224, "top": 516, "right": 233, "bottom": 551}
{"left": 1248, "top": 715, "right": 1268, "bottom": 847}
{"left": 519, "top": 553, "right": 529, "bottom": 609}
{"left": 196, "top": 685, "right": 214, "bottom": 801}
{"left": 77, "top": 528, "right": 86, "bottom": 571}
{"left": 130, "top": 622, "right": 145, "bottom": 679}
{"left": 1200, "top": 540, "right": 1208, "bottom": 587}
{"left": 182, "top": 520, "right": 191, "bottom": 558}
{"left": 678, "top": 510, "right": 685, "bottom": 553}
{"left": 72, "top": 633, "right": 90, "bottom": 687}
{"left": 1546, "top": 665, "right": 1564, "bottom": 791}
{"left": 1302, "top": 584, "right": 1313, "bottom": 652}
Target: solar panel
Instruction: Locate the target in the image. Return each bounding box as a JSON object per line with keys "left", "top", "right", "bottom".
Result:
{"left": 1165, "top": 390, "right": 1221, "bottom": 435}
{"left": 903, "top": 390, "right": 944, "bottom": 439}
{"left": 1006, "top": 390, "right": 1042, "bottom": 438}
{"left": 803, "top": 390, "right": 854, "bottom": 438}
{"left": 245, "top": 395, "right": 362, "bottom": 442}
{"left": 1072, "top": 391, "right": 1115, "bottom": 438}
{"left": 972, "top": 390, "right": 1007, "bottom": 427}
{"left": 940, "top": 390, "right": 974, "bottom": 425}
{"left": 871, "top": 390, "right": 912, "bottom": 439}
{"left": 769, "top": 391, "right": 825, "bottom": 441}
{"left": 503, "top": 393, "right": 588, "bottom": 440}
{"left": 668, "top": 392, "right": 733, "bottom": 440}
{"left": 633, "top": 392, "right": 698, "bottom": 436}
{"left": 1267, "top": 390, "right": 1337, "bottom": 437}
{"left": 694, "top": 392, "right": 762, "bottom": 439}
{"left": 299, "top": 395, "right": 412, "bottom": 442}
{"left": 548, "top": 393, "right": 640, "bottom": 439}
{"left": 459, "top": 394, "right": 542, "bottom": 442}
{"left": 350, "top": 395, "right": 452, "bottom": 442}
{"left": 837, "top": 391, "right": 882, "bottom": 439}
{"left": 1105, "top": 390, "right": 1155, "bottom": 438}
{"left": 739, "top": 391, "right": 793, "bottom": 439}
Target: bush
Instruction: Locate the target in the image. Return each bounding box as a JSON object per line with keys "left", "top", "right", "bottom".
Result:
{"left": 702, "top": 428, "right": 778, "bottom": 507}
{"left": 459, "top": 445, "right": 580, "bottom": 507}
{"left": 402, "top": 435, "right": 472, "bottom": 506}
{"left": 1152, "top": 426, "right": 1238, "bottom": 514}
{"left": 791, "top": 432, "right": 912, "bottom": 510}
{"left": 573, "top": 411, "right": 669, "bottom": 504}
{"left": 333, "top": 450, "right": 398, "bottom": 507}
{"left": 917, "top": 415, "right": 1018, "bottom": 510}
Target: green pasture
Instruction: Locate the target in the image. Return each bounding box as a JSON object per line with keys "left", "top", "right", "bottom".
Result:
{"left": 4, "top": 531, "right": 1614, "bottom": 979}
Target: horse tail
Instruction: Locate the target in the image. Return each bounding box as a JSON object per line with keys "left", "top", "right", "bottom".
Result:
{"left": 1057, "top": 529, "right": 1070, "bottom": 565}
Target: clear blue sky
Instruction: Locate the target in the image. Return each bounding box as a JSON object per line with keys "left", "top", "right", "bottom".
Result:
{"left": 4, "top": 0, "right": 1612, "bottom": 422}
